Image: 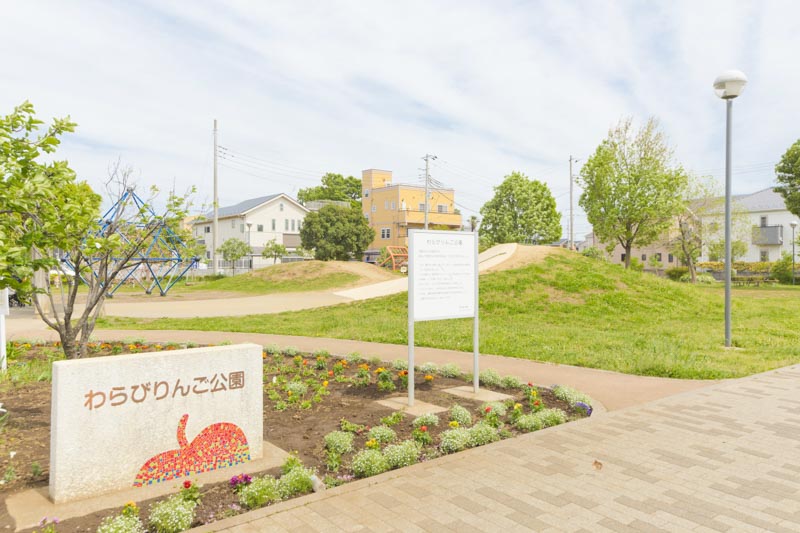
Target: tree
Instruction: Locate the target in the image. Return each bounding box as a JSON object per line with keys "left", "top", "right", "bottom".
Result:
{"left": 219, "top": 238, "right": 251, "bottom": 274}
{"left": 770, "top": 252, "right": 794, "bottom": 284}
{"left": 578, "top": 117, "right": 688, "bottom": 268}
{"left": 300, "top": 205, "right": 374, "bottom": 261}
{"left": 468, "top": 215, "right": 479, "bottom": 232}
{"left": 774, "top": 139, "right": 800, "bottom": 216}
{"left": 670, "top": 177, "right": 721, "bottom": 282}
{"left": 1, "top": 102, "right": 193, "bottom": 358}
{"left": 297, "top": 173, "right": 361, "bottom": 208}
{"left": 479, "top": 172, "right": 561, "bottom": 245}
{"left": 707, "top": 240, "right": 748, "bottom": 263}
{"left": 262, "top": 239, "right": 287, "bottom": 264}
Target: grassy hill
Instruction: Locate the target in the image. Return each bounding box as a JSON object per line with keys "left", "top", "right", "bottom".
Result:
{"left": 99, "top": 253, "right": 800, "bottom": 379}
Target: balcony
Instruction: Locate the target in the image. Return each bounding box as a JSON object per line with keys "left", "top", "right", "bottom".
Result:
{"left": 398, "top": 209, "right": 462, "bottom": 228}
{"left": 751, "top": 225, "right": 783, "bottom": 246}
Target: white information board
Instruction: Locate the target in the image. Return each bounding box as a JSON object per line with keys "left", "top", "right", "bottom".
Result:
{"left": 410, "top": 231, "right": 477, "bottom": 321}
{"left": 0, "top": 288, "right": 8, "bottom": 316}
{"left": 407, "top": 230, "right": 479, "bottom": 406}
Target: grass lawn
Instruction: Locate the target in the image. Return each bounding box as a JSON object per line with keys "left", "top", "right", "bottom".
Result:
{"left": 98, "top": 254, "right": 800, "bottom": 379}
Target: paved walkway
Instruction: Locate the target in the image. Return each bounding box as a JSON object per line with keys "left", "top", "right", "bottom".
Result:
{"left": 5, "top": 320, "right": 711, "bottom": 412}
{"left": 194, "top": 364, "right": 800, "bottom": 532}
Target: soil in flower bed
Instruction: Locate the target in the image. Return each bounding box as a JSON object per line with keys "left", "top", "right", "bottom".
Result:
{"left": 0, "top": 343, "right": 586, "bottom": 532}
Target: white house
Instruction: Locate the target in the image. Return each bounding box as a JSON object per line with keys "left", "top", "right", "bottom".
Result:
{"left": 192, "top": 193, "right": 309, "bottom": 269}
{"left": 699, "top": 187, "right": 798, "bottom": 263}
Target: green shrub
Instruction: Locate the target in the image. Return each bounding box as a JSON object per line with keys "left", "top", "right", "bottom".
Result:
{"left": 283, "top": 346, "right": 300, "bottom": 356}
{"left": 345, "top": 352, "right": 363, "bottom": 364}
{"left": 679, "top": 272, "right": 715, "bottom": 284}
{"left": 412, "top": 413, "right": 440, "bottom": 429}
{"left": 380, "top": 411, "right": 405, "bottom": 427}
{"left": 467, "top": 422, "right": 499, "bottom": 447}
{"left": 238, "top": 476, "right": 281, "bottom": 509}
{"left": 367, "top": 425, "right": 397, "bottom": 444}
{"left": 281, "top": 454, "right": 304, "bottom": 474}
{"left": 771, "top": 252, "right": 794, "bottom": 284}
{"left": 391, "top": 359, "right": 408, "bottom": 370}
{"left": 514, "top": 413, "right": 544, "bottom": 432}
{"left": 97, "top": 515, "right": 146, "bottom": 533}
{"left": 581, "top": 247, "right": 606, "bottom": 261}
{"left": 383, "top": 440, "right": 421, "bottom": 469}
{"left": 552, "top": 385, "right": 593, "bottom": 407}
{"left": 419, "top": 362, "right": 438, "bottom": 375}
{"left": 449, "top": 404, "right": 472, "bottom": 427}
{"left": 439, "top": 428, "right": 471, "bottom": 454}
{"left": 665, "top": 266, "right": 688, "bottom": 281}
{"left": 438, "top": 363, "right": 461, "bottom": 378}
{"left": 478, "top": 368, "right": 502, "bottom": 387}
{"left": 278, "top": 466, "right": 315, "bottom": 499}
{"left": 148, "top": 495, "right": 196, "bottom": 533}
{"left": 536, "top": 408, "right": 568, "bottom": 427}
{"left": 264, "top": 343, "right": 281, "bottom": 355}
{"left": 313, "top": 349, "right": 330, "bottom": 358}
{"left": 368, "top": 356, "right": 382, "bottom": 366}
{"left": 628, "top": 257, "right": 644, "bottom": 271}
{"left": 323, "top": 431, "right": 354, "bottom": 455}
{"left": 285, "top": 381, "right": 308, "bottom": 397}
{"left": 500, "top": 375, "right": 523, "bottom": 389}
{"left": 351, "top": 449, "right": 389, "bottom": 478}
{"left": 480, "top": 401, "right": 507, "bottom": 417}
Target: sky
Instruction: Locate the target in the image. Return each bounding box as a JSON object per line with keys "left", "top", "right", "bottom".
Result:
{"left": 3, "top": 0, "right": 799, "bottom": 240}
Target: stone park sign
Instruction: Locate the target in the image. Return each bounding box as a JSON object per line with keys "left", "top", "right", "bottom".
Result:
{"left": 50, "top": 343, "right": 263, "bottom": 503}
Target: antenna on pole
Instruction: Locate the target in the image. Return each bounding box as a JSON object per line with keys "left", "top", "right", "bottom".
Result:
{"left": 423, "top": 154, "right": 437, "bottom": 229}
{"left": 212, "top": 119, "right": 219, "bottom": 275}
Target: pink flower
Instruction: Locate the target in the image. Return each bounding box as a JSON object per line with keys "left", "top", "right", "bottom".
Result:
{"left": 484, "top": 406, "right": 492, "bottom": 413}
{"left": 183, "top": 480, "right": 192, "bottom": 489}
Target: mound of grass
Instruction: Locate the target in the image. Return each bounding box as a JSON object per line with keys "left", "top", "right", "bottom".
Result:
{"left": 98, "top": 254, "right": 800, "bottom": 379}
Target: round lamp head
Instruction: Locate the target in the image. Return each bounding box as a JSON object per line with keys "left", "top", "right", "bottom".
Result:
{"left": 714, "top": 70, "right": 748, "bottom": 99}
{"left": 791, "top": 221, "right": 798, "bottom": 229}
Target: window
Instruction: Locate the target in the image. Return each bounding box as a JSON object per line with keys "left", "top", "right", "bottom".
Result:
{"left": 206, "top": 251, "right": 211, "bottom": 259}
{"left": 271, "top": 219, "right": 276, "bottom": 231}
{"left": 391, "top": 201, "right": 396, "bottom": 210}
{"left": 372, "top": 205, "right": 376, "bottom": 212}
{"left": 668, "top": 254, "right": 674, "bottom": 263}
{"left": 291, "top": 219, "right": 296, "bottom": 231}
{"left": 621, "top": 253, "right": 626, "bottom": 262}
{"left": 760, "top": 250, "right": 769, "bottom": 261}
{"left": 641, "top": 254, "right": 646, "bottom": 261}
{"left": 418, "top": 203, "right": 425, "bottom": 212}
{"left": 280, "top": 203, "right": 284, "bottom": 212}
{"left": 257, "top": 224, "right": 264, "bottom": 232}
{"left": 655, "top": 253, "right": 662, "bottom": 262}
{"left": 384, "top": 200, "right": 389, "bottom": 209}
{"left": 364, "top": 189, "right": 370, "bottom": 198}
{"left": 437, "top": 204, "right": 448, "bottom": 213}
{"left": 380, "top": 228, "right": 391, "bottom": 239}
{"left": 231, "top": 220, "right": 235, "bottom": 228}
{"left": 285, "top": 219, "right": 289, "bottom": 231}
{"left": 298, "top": 220, "right": 302, "bottom": 230}
{"left": 760, "top": 216, "right": 767, "bottom": 227}
{"left": 204, "top": 226, "right": 211, "bottom": 234}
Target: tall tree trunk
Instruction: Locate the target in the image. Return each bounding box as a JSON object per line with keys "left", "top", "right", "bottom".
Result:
{"left": 624, "top": 243, "right": 632, "bottom": 268}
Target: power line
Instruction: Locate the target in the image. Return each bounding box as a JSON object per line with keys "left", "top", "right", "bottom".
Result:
{"left": 217, "top": 145, "right": 329, "bottom": 177}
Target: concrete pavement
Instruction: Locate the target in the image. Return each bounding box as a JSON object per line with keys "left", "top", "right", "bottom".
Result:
{"left": 193, "top": 363, "right": 800, "bottom": 532}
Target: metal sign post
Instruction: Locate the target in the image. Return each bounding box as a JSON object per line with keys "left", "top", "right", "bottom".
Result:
{"left": 0, "top": 288, "right": 9, "bottom": 372}
{"left": 408, "top": 230, "right": 479, "bottom": 406}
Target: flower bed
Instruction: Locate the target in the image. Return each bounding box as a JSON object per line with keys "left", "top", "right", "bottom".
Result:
{"left": 0, "top": 342, "right": 593, "bottom": 532}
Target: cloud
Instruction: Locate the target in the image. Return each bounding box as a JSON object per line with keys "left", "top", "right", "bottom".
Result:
{"left": 1, "top": 0, "right": 798, "bottom": 239}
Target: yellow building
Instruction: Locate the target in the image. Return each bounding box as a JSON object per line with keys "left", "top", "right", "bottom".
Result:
{"left": 361, "top": 169, "right": 462, "bottom": 254}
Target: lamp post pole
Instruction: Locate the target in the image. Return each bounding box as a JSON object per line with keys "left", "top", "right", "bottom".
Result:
{"left": 714, "top": 69, "right": 747, "bottom": 348}
{"left": 791, "top": 221, "right": 797, "bottom": 285}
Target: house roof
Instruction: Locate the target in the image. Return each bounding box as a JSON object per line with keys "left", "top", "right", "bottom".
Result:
{"left": 198, "top": 193, "right": 307, "bottom": 220}
{"left": 731, "top": 187, "right": 787, "bottom": 212}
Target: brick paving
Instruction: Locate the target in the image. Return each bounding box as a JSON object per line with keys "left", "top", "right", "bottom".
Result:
{"left": 195, "top": 364, "right": 800, "bottom": 532}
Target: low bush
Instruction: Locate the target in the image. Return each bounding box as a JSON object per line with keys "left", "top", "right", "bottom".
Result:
{"left": 148, "top": 495, "right": 196, "bottom": 533}
{"left": 97, "top": 515, "right": 146, "bottom": 533}
{"left": 412, "top": 413, "right": 440, "bottom": 429}
{"left": 679, "top": 273, "right": 715, "bottom": 284}
{"left": 351, "top": 449, "right": 390, "bottom": 478}
{"left": 323, "top": 431, "right": 354, "bottom": 455}
{"left": 581, "top": 247, "right": 606, "bottom": 261}
{"left": 367, "top": 425, "right": 397, "bottom": 444}
{"left": 514, "top": 413, "right": 544, "bottom": 432}
{"left": 383, "top": 440, "right": 421, "bottom": 469}
{"left": 665, "top": 266, "right": 688, "bottom": 281}
{"left": 536, "top": 408, "right": 568, "bottom": 427}
{"left": 480, "top": 401, "right": 507, "bottom": 417}
{"left": 449, "top": 404, "right": 472, "bottom": 427}
{"left": 278, "top": 466, "right": 315, "bottom": 499}
{"left": 439, "top": 428, "right": 471, "bottom": 454}
{"left": 419, "top": 362, "right": 438, "bottom": 375}
{"left": 438, "top": 363, "right": 461, "bottom": 378}
{"left": 478, "top": 368, "right": 502, "bottom": 387}
{"left": 552, "top": 385, "right": 593, "bottom": 407}
{"left": 283, "top": 346, "right": 300, "bottom": 356}
{"left": 391, "top": 359, "right": 408, "bottom": 370}
{"left": 500, "top": 375, "right": 523, "bottom": 389}
{"left": 238, "top": 476, "right": 281, "bottom": 509}
{"left": 467, "top": 422, "right": 499, "bottom": 447}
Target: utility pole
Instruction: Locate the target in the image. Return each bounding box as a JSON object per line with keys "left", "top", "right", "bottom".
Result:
{"left": 212, "top": 119, "right": 219, "bottom": 275}
{"left": 423, "top": 154, "right": 437, "bottom": 229}
{"left": 569, "top": 155, "right": 579, "bottom": 250}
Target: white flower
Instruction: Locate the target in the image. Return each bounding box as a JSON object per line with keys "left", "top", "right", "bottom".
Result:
{"left": 9, "top": 451, "right": 16, "bottom": 459}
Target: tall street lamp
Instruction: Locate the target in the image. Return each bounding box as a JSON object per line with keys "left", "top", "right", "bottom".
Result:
{"left": 791, "top": 221, "right": 797, "bottom": 285}
{"left": 714, "top": 69, "right": 747, "bottom": 348}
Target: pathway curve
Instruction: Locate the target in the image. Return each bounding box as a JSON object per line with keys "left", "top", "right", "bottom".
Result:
{"left": 5, "top": 320, "right": 712, "bottom": 412}
{"left": 194, "top": 364, "right": 800, "bottom": 532}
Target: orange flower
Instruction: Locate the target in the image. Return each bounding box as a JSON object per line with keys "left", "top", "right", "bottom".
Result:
{"left": 424, "top": 375, "right": 434, "bottom": 381}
